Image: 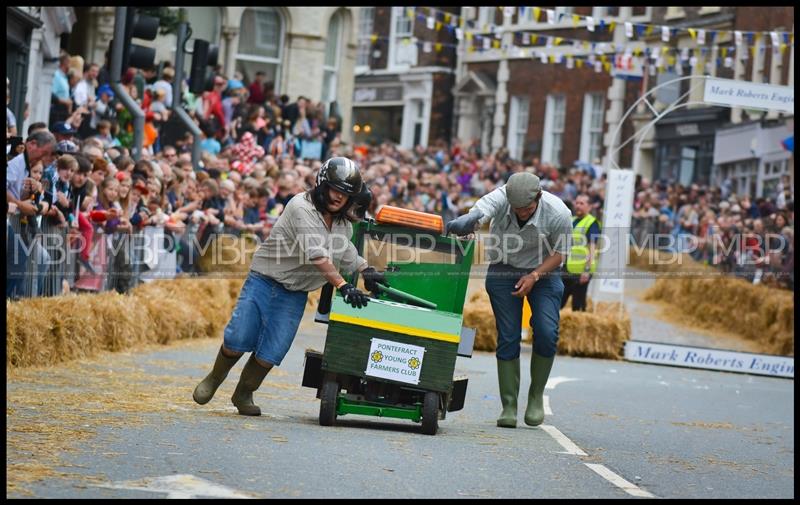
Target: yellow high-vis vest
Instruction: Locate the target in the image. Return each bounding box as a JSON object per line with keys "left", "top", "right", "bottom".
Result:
{"left": 566, "top": 214, "right": 600, "bottom": 274}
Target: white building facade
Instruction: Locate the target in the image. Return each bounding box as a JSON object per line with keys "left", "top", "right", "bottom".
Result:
{"left": 77, "top": 7, "right": 359, "bottom": 143}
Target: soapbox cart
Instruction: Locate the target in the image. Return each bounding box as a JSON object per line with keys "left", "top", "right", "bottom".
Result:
{"left": 301, "top": 206, "right": 477, "bottom": 435}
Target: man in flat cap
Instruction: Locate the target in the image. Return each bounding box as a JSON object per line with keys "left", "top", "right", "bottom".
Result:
{"left": 446, "top": 171, "right": 572, "bottom": 428}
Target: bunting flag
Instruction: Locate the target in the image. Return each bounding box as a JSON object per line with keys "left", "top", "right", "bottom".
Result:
{"left": 587, "top": 16, "right": 595, "bottom": 32}
{"left": 662, "top": 25, "right": 670, "bottom": 42}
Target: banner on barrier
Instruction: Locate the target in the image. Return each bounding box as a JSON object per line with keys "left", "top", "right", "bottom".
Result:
{"left": 624, "top": 340, "right": 793, "bottom": 379}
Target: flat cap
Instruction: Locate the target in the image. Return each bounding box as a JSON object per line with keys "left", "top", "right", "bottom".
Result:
{"left": 505, "top": 172, "right": 541, "bottom": 208}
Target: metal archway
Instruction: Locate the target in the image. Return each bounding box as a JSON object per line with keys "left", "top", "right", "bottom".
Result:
{"left": 604, "top": 74, "right": 709, "bottom": 174}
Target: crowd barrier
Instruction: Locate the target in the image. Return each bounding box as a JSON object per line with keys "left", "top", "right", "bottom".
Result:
{"left": 6, "top": 214, "right": 178, "bottom": 300}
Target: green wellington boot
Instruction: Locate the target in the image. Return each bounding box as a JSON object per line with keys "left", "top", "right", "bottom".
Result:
{"left": 193, "top": 346, "right": 242, "bottom": 405}
{"left": 231, "top": 354, "right": 273, "bottom": 416}
{"left": 524, "top": 353, "right": 555, "bottom": 426}
{"left": 496, "top": 358, "right": 520, "bottom": 428}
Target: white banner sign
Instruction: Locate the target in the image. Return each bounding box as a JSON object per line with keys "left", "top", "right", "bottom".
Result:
{"left": 597, "top": 169, "right": 636, "bottom": 294}
{"left": 365, "top": 338, "right": 426, "bottom": 385}
{"left": 625, "top": 341, "right": 794, "bottom": 378}
{"left": 703, "top": 77, "right": 794, "bottom": 113}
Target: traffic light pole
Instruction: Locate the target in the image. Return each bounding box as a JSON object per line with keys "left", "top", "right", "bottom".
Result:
{"left": 110, "top": 6, "right": 145, "bottom": 161}
{"left": 173, "top": 22, "right": 203, "bottom": 171}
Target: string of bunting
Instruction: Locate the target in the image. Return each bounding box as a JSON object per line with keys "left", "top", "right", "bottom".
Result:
{"left": 362, "top": 17, "right": 791, "bottom": 60}
{"left": 393, "top": 6, "right": 794, "bottom": 48}
{"left": 357, "top": 7, "right": 793, "bottom": 77}
{"left": 361, "top": 30, "right": 783, "bottom": 77}
{"left": 362, "top": 7, "right": 793, "bottom": 60}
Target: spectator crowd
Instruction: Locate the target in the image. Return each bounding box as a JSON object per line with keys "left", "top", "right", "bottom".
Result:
{"left": 6, "top": 51, "right": 795, "bottom": 300}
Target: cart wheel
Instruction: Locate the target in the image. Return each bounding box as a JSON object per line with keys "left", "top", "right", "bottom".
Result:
{"left": 421, "top": 391, "right": 439, "bottom": 435}
{"left": 319, "top": 377, "right": 339, "bottom": 426}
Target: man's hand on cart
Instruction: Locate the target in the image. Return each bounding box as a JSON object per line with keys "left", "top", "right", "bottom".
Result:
{"left": 361, "top": 267, "right": 389, "bottom": 294}
{"left": 339, "top": 283, "right": 370, "bottom": 309}
{"left": 445, "top": 209, "right": 483, "bottom": 237}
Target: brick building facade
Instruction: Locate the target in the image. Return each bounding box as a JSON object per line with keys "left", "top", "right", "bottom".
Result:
{"left": 352, "top": 6, "right": 460, "bottom": 148}
{"left": 453, "top": 6, "right": 793, "bottom": 190}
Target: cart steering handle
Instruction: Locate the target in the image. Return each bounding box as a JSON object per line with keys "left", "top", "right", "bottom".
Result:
{"left": 372, "top": 283, "right": 438, "bottom": 310}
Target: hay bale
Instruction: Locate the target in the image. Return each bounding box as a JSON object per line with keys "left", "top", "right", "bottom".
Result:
{"left": 306, "top": 288, "right": 322, "bottom": 309}
{"left": 557, "top": 302, "right": 630, "bottom": 359}
{"left": 628, "top": 247, "right": 713, "bottom": 274}
{"left": 462, "top": 294, "right": 497, "bottom": 352}
{"left": 462, "top": 292, "right": 630, "bottom": 359}
{"left": 197, "top": 234, "right": 257, "bottom": 275}
{"left": 644, "top": 276, "right": 794, "bottom": 356}
{"left": 6, "top": 278, "right": 245, "bottom": 370}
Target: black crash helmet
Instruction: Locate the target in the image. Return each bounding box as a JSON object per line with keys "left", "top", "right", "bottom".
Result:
{"left": 316, "top": 157, "right": 363, "bottom": 196}
{"left": 311, "top": 156, "right": 363, "bottom": 216}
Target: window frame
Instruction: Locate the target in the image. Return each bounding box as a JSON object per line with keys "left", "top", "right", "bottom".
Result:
{"left": 388, "top": 6, "right": 416, "bottom": 70}
{"left": 580, "top": 93, "right": 605, "bottom": 163}
{"left": 507, "top": 95, "right": 530, "bottom": 161}
{"left": 541, "top": 94, "right": 566, "bottom": 166}
{"left": 356, "top": 7, "right": 375, "bottom": 71}
{"left": 322, "top": 10, "right": 346, "bottom": 118}
{"left": 236, "top": 7, "right": 285, "bottom": 92}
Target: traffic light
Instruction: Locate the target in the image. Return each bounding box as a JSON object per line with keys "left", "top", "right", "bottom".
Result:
{"left": 111, "top": 9, "right": 159, "bottom": 76}
{"left": 188, "top": 39, "right": 220, "bottom": 94}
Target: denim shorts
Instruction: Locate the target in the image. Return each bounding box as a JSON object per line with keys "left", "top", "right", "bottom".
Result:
{"left": 485, "top": 263, "right": 565, "bottom": 360}
{"left": 223, "top": 271, "right": 309, "bottom": 366}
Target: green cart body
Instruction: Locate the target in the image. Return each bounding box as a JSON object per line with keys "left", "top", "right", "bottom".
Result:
{"left": 301, "top": 218, "right": 476, "bottom": 435}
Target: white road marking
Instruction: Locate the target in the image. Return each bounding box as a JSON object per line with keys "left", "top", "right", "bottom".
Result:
{"left": 94, "top": 474, "right": 255, "bottom": 499}
{"left": 539, "top": 424, "right": 587, "bottom": 456}
{"left": 543, "top": 395, "right": 552, "bottom": 416}
{"left": 545, "top": 376, "right": 580, "bottom": 390}
{"left": 584, "top": 463, "right": 656, "bottom": 498}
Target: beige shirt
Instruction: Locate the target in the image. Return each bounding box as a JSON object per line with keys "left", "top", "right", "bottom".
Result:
{"left": 250, "top": 192, "right": 367, "bottom": 291}
{"left": 471, "top": 186, "right": 573, "bottom": 270}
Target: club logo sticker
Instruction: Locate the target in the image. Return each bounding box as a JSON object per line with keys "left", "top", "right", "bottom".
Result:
{"left": 365, "top": 338, "right": 426, "bottom": 385}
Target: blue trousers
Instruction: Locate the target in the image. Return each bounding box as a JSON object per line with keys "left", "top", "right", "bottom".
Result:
{"left": 222, "top": 271, "right": 308, "bottom": 366}
{"left": 485, "top": 263, "right": 564, "bottom": 360}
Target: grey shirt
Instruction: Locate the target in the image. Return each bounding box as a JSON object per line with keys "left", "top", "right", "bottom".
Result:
{"left": 250, "top": 192, "right": 367, "bottom": 292}
{"left": 471, "top": 186, "right": 573, "bottom": 270}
